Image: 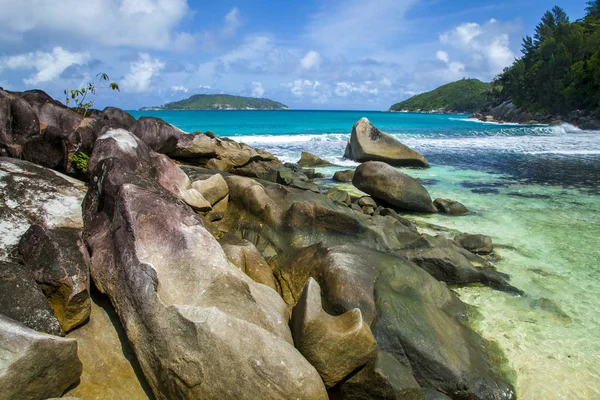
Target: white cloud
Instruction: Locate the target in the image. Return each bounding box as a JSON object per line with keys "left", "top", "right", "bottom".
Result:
{"left": 436, "top": 51, "right": 450, "bottom": 63}
{"left": 123, "top": 53, "right": 165, "bottom": 92}
{"left": 171, "top": 85, "right": 188, "bottom": 92}
{"left": 198, "top": 85, "right": 211, "bottom": 89}
{"left": 283, "top": 80, "right": 329, "bottom": 103}
{"left": 301, "top": 50, "right": 321, "bottom": 70}
{"left": 380, "top": 77, "right": 392, "bottom": 88}
{"left": 222, "top": 7, "right": 242, "bottom": 36}
{"left": 0, "top": 0, "right": 190, "bottom": 49}
{"left": 0, "top": 47, "right": 90, "bottom": 85}
{"left": 438, "top": 19, "right": 516, "bottom": 77}
{"left": 251, "top": 81, "right": 264, "bottom": 97}
{"left": 335, "top": 81, "right": 379, "bottom": 97}
{"left": 306, "top": 0, "right": 418, "bottom": 53}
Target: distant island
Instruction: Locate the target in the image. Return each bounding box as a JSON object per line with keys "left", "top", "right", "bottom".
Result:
{"left": 389, "top": 79, "right": 491, "bottom": 114}
{"left": 141, "top": 94, "right": 289, "bottom": 111}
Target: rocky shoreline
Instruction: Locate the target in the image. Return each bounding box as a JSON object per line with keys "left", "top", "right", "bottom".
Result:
{"left": 1, "top": 89, "right": 520, "bottom": 399}
{"left": 471, "top": 100, "right": 600, "bottom": 130}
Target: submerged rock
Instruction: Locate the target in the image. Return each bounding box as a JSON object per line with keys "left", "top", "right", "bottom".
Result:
{"left": 434, "top": 198, "right": 469, "bottom": 215}
{"left": 344, "top": 118, "right": 429, "bottom": 168}
{"left": 291, "top": 278, "right": 377, "bottom": 388}
{"left": 454, "top": 233, "right": 494, "bottom": 255}
{"left": 0, "top": 314, "right": 82, "bottom": 399}
{"left": 84, "top": 129, "right": 327, "bottom": 399}
{"left": 353, "top": 161, "right": 437, "bottom": 213}
{"left": 398, "top": 234, "right": 519, "bottom": 293}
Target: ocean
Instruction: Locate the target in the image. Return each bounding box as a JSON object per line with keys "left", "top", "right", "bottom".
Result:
{"left": 130, "top": 109, "right": 600, "bottom": 399}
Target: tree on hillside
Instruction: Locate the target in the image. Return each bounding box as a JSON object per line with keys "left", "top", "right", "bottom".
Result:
{"left": 586, "top": 0, "right": 600, "bottom": 18}
{"left": 493, "top": 3, "right": 600, "bottom": 116}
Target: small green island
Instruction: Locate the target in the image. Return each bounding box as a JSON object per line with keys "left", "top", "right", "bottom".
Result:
{"left": 141, "top": 94, "right": 289, "bottom": 111}
{"left": 389, "top": 78, "right": 491, "bottom": 113}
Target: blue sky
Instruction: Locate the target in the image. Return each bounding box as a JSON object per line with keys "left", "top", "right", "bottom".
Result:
{"left": 0, "top": 0, "right": 590, "bottom": 110}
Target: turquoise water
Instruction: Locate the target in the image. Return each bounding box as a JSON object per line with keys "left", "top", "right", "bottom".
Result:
{"left": 130, "top": 110, "right": 600, "bottom": 399}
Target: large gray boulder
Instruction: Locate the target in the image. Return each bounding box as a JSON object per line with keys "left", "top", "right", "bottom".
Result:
{"left": 84, "top": 129, "right": 327, "bottom": 399}
{"left": 19, "top": 225, "right": 91, "bottom": 333}
{"left": 344, "top": 118, "right": 429, "bottom": 168}
{"left": 0, "top": 89, "right": 40, "bottom": 158}
{"left": 291, "top": 278, "right": 377, "bottom": 387}
{"left": 0, "top": 158, "right": 90, "bottom": 335}
{"left": 0, "top": 261, "right": 62, "bottom": 335}
{"left": 353, "top": 161, "right": 437, "bottom": 213}
{"left": 0, "top": 314, "right": 82, "bottom": 400}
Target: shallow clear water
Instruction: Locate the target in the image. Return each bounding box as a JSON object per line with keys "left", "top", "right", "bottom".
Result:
{"left": 130, "top": 110, "right": 600, "bottom": 399}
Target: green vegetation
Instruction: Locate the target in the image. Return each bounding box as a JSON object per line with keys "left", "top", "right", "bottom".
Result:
{"left": 153, "top": 94, "right": 289, "bottom": 110}
{"left": 64, "top": 73, "right": 119, "bottom": 117}
{"left": 68, "top": 151, "right": 89, "bottom": 173}
{"left": 492, "top": 2, "right": 600, "bottom": 115}
{"left": 389, "top": 79, "right": 492, "bottom": 113}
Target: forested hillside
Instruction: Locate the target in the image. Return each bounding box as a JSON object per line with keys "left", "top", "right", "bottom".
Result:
{"left": 492, "top": 1, "right": 600, "bottom": 116}
{"left": 146, "top": 94, "right": 288, "bottom": 110}
{"left": 389, "top": 79, "right": 491, "bottom": 113}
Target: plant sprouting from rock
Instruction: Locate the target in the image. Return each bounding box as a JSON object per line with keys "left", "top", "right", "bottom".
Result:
{"left": 64, "top": 73, "right": 119, "bottom": 117}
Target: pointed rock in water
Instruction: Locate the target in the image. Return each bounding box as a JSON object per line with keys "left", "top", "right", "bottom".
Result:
{"left": 291, "top": 278, "right": 377, "bottom": 388}
{"left": 297, "top": 151, "right": 332, "bottom": 168}
{"left": 353, "top": 161, "right": 437, "bottom": 213}
{"left": 0, "top": 314, "right": 82, "bottom": 400}
{"left": 344, "top": 118, "right": 429, "bottom": 168}
{"left": 19, "top": 225, "right": 91, "bottom": 333}
{"left": 84, "top": 129, "right": 327, "bottom": 399}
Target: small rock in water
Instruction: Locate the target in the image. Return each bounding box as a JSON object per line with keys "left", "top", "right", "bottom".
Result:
{"left": 454, "top": 233, "right": 494, "bottom": 255}
{"left": 333, "top": 169, "right": 355, "bottom": 182}
{"left": 434, "top": 198, "right": 469, "bottom": 215}
{"left": 297, "top": 151, "right": 332, "bottom": 167}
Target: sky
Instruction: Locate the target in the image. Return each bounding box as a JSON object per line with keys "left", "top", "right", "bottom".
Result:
{"left": 0, "top": 0, "right": 590, "bottom": 110}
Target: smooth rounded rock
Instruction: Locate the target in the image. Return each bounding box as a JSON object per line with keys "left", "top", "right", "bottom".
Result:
{"left": 434, "top": 198, "right": 469, "bottom": 215}
{"left": 455, "top": 233, "right": 494, "bottom": 255}
{"left": 353, "top": 161, "right": 437, "bottom": 213}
